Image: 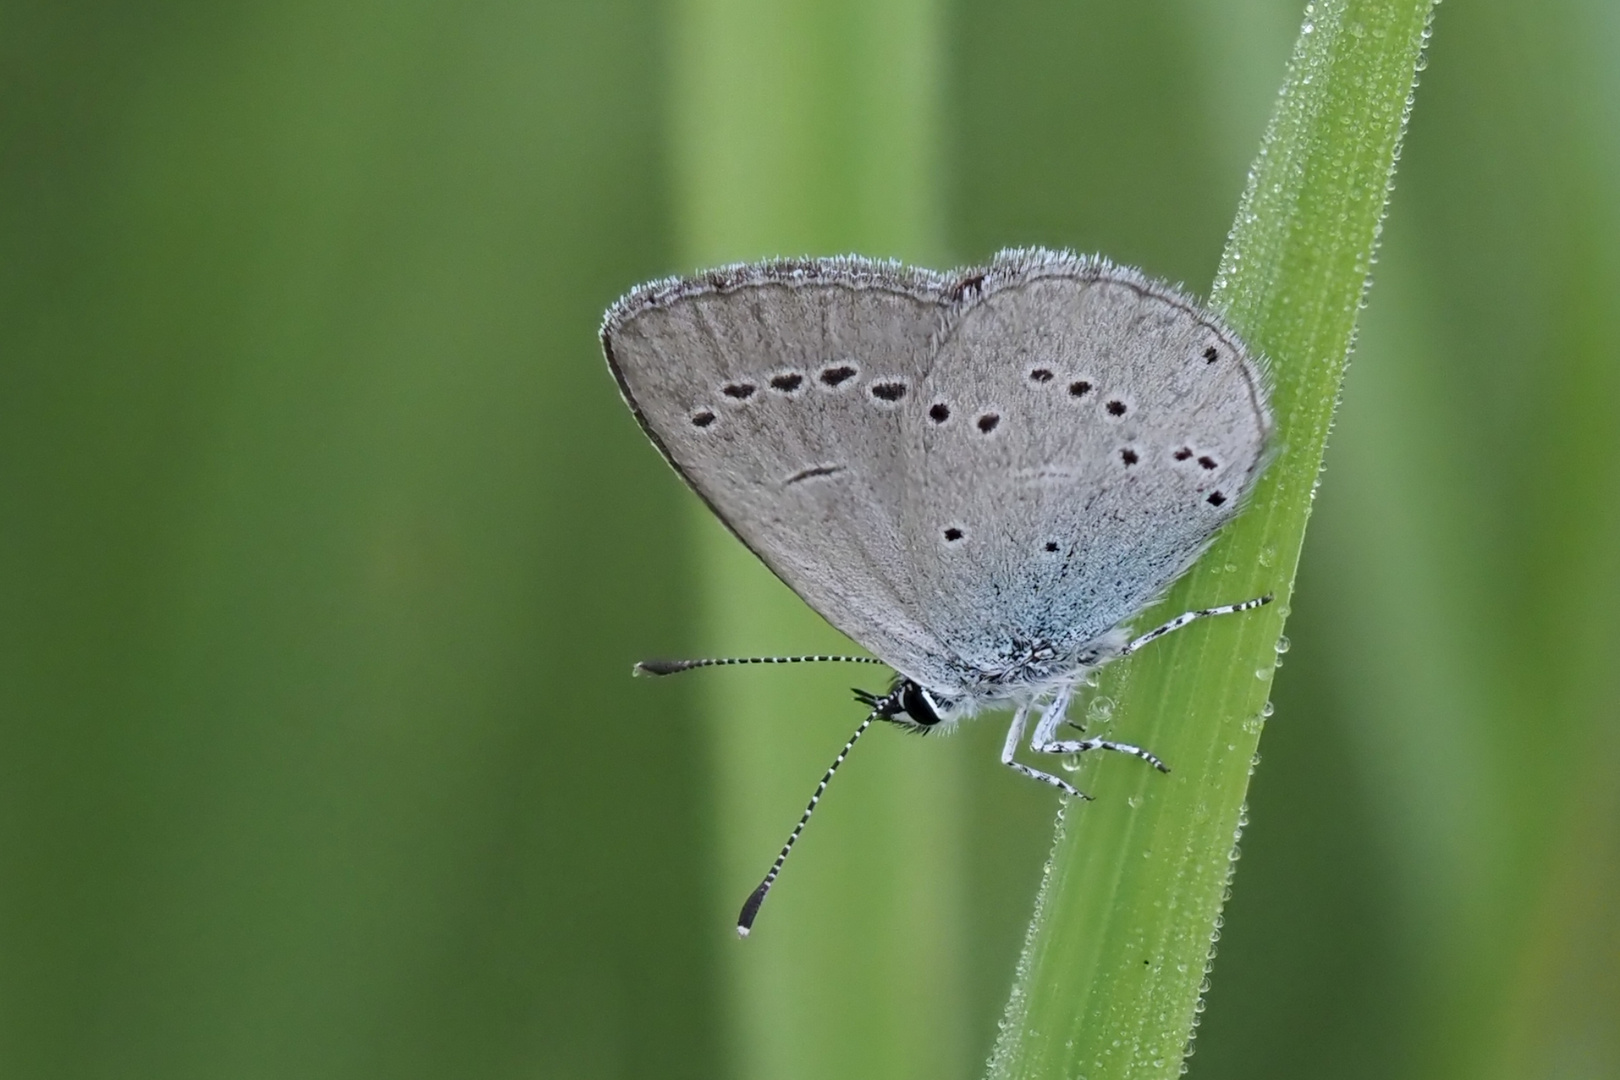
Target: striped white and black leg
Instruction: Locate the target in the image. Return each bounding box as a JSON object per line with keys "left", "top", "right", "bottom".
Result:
{"left": 1029, "top": 684, "right": 1076, "bottom": 748}
{"left": 736, "top": 710, "right": 878, "bottom": 938}
{"left": 1001, "top": 701, "right": 1086, "bottom": 799}
{"left": 1037, "top": 732, "right": 1172, "bottom": 773}
{"left": 1029, "top": 685, "right": 1171, "bottom": 773}
{"left": 1117, "top": 594, "right": 1273, "bottom": 657}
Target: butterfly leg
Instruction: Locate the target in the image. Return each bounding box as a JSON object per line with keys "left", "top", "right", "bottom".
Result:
{"left": 1001, "top": 702, "right": 1087, "bottom": 799}
{"left": 1118, "top": 594, "right": 1273, "bottom": 657}
{"left": 1030, "top": 684, "right": 1171, "bottom": 773}
{"left": 1028, "top": 684, "right": 1076, "bottom": 748}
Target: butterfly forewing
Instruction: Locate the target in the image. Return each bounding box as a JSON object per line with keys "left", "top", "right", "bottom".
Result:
{"left": 601, "top": 261, "right": 958, "bottom": 680}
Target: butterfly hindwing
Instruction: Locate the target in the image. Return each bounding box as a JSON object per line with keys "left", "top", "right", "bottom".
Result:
{"left": 901, "top": 252, "right": 1272, "bottom": 678}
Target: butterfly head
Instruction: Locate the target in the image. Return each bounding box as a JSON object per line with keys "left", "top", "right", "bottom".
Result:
{"left": 855, "top": 679, "right": 960, "bottom": 733}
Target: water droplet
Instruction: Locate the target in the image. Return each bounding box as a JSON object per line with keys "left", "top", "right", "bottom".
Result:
{"left": 1061, "top": 755, "right": 1082, "bottom": 773}
{"left": 1086, "top": 696, "right": 1115, "bottom": 724}
{"left": 1262, "top": 700, "right": 1275, "bottom": 718}
{"left": 1275, "top": 634, "right": 1292, "bottom": 654}
{"left": 1255, "top": 667, "right": 1269, "bottom": 680}
{"left": 1302, "top": 20, "right": 1314, "bottom": 33}
{"left": 1258, "top": 545, "right": 1276, "bottom": 567}
{"left": 1127, "top": 795, "right": 1143, "bottom": 808}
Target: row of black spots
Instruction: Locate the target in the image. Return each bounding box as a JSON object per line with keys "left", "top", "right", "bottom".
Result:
{"left": 1027, "top": 367, "right": 1091, "bottom": 397}
{"left": 723, "top": 373, "right": 807, "bottom": 399}
{"left": 1172, "top": 446, "right": 1221, "bottom": 471}
{"left": 1025, "top": 368, "right": 1134, "bottom": 417}
{"left": 923, "top": 400, "right": 1002, "bottom": 434}
{"left": 1110, "top": 444, "right": 1227, "bottom": 469}
{"left": 718, "top": 363, "right": 860, "bottom": 404}
{"left": 943, "top": 532, "right": 1067, "bottom": 554}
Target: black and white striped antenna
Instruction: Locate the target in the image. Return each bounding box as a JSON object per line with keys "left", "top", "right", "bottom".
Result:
{"left": 735, "top": 707, "right": 881, "bottom": 937}
{"left": 633, "top": 654, "right": 885, "bottom": 677}
{"left": 632, "top": 650, "right": 895, "bottom": 936}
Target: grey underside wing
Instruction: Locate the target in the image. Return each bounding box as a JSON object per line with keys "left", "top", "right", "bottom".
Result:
{"left": 600, "top": 249, "right": 1272, "bottom": 695}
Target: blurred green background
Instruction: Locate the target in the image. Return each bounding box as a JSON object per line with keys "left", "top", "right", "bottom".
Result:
{"left": 3, "top": 1, "right": 1616, "bottom": 1078}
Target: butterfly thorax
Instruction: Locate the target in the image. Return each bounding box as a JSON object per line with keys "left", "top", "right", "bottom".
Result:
{"left": 896, "top": 624, "right": 1133, "bottom": 727}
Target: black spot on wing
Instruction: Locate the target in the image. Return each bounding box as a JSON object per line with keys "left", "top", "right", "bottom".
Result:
{"left": 785, "top": 464, "right": 844, "bottom": 486}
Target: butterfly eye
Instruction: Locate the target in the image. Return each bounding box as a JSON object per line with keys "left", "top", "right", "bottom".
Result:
{"left": 900, "top": 682, "right": 947, "bottom": 726}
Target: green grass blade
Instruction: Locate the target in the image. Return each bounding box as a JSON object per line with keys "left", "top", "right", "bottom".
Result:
{"left": 669, "top": 3, "right": 972, "bottom": 1079}
{"left": 986, "top": 2, "right": 1438, "bottom": 1077}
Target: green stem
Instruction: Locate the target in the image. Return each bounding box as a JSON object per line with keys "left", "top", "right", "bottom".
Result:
{"left": 670, "top": 3, "right": 969, "bottom": 1079}
{"left": 986, "top": 2, "right": 1437, "bottom": 1077}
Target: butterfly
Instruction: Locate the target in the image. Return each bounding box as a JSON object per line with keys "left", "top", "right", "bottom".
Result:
{"left": 601, "top": 248, "right": 1272, "bottom": 934}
